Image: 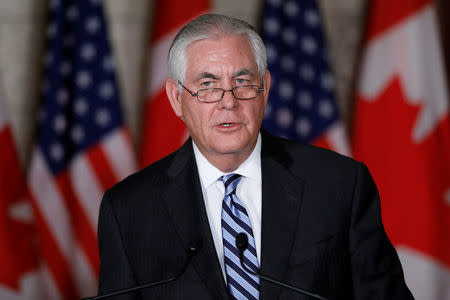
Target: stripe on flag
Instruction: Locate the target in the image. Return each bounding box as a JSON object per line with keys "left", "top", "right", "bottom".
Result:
{"left": 69, "top": 155, "right": 104, "bottom": 232}
{"left": 102, "top": 129, "right": 136, "bottom": 180}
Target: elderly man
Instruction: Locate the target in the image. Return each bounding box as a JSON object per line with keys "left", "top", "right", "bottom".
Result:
{"left": 97, "top": 14, "right": 414, "bottom": 300}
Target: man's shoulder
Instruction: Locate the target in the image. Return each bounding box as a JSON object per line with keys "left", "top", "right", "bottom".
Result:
{"left": 264, "top": 133, "right": 360, "bottom": 178}
{"left": 288, "top": 139, "right": 355, "bottom": 166}
{"left": 107, "top": 149, "right": 181, "bottom": 199}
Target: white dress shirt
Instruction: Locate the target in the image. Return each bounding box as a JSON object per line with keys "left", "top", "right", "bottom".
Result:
{"left": 193, "top": 134, "right": 262, "bottom": 281}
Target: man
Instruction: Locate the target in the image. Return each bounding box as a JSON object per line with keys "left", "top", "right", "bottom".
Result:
{"left": 97, "top": 14, "right": 414, "bottom": 299}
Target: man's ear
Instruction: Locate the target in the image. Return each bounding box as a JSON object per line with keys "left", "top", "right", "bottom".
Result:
{"left": 263, "top": 69, "right": 271, "bottom": 106}
{"left": 166, "top": 78, "right": 183, "bottom": 118}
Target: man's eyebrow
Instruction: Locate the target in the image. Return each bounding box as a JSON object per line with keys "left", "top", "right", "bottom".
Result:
{"left": 232, "top": 68, "right": 255, "bottom": 78}
{"left": 196, "top": 72, "right": 220, "bottom": 81}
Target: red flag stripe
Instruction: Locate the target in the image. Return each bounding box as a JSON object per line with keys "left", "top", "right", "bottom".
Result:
{"left": 86, "top": 144, "right": 119, "bottom": 191}
{"left": 102, "top": 129, "right": 137, "bottom": 181}
{"left": 55, "top": 173, "right": 100, "bottom": 277}
{"left": 29, "top": 194, "right": 79, "bottom": 300}
{"left": 28, "top": 151, "right": 96, "bottom": 299}
{"left": 29, "top": 131, "right": 136, "bottom": 299}
{"left": 69, "top": 155, "right": 104, "bottom": 233}
{"left": 70, "top": 131, "right": 136, "bottom": 231}
{"left": 70, "top": 245, "right": 97, "bottom": 297}
{"left": 28, "top": 151, "right": 74, "bottom": 264}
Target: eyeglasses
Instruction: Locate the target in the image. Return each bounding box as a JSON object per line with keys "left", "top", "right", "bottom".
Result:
{"left": 178, "top": 81, "right": 264, "bottom": 103}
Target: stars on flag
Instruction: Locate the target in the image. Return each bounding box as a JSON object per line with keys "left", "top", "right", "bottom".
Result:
{"left": 38, "top": 0, "right": 122, "bottom": 174}
{"left": 262, "top": 0, "right": 340, "bottom": 143}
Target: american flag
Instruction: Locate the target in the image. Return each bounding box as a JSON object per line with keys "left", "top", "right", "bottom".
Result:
{"left": 27, "top": 0, "right": 136, "bottom": 299}
{"left": 261, "top": 0, "right": 349, "bottom": 155}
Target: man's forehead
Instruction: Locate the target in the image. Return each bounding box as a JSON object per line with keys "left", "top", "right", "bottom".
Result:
{"left": 184, "top": 35, "right": 258, "bottom": 81}
{"left": 185, "top": 35, "right": 254, "bottom": 61}
{"left": 187, "top": 33, "right": 250, "bottom": 48}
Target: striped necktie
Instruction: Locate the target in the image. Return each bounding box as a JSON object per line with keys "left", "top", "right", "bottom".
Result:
{"left": 220, "top": 173, "right": 260, "bottom": 300}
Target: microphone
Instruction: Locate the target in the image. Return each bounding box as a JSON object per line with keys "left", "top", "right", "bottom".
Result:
{"left": 82, "top": 244, "right": 201, "bottom": 300}
{"left": 235, "top": 233, "right": 328, "bottom": 300}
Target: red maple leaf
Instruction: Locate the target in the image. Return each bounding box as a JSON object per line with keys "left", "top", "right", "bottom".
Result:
{"left": 0, "top": 128, "right": 38, "bottom": 290}
{"left": 353, "top": 77, "right": 450, "bottom": 269}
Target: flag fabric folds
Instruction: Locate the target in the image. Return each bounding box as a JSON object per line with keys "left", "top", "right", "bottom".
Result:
{"left": 261, "top": 0, "right": 349, "bottom": 156}
{"left": 27, "top": 0, "right": 136, "bottom": 299}
{"left": 353, "top": 0, "right": 450, "bottom": 299}
{"left": 0, "top": 80, "right": 40, "bottom": 299}
{"left": 139, "top": 0, "right": 210, "bottom": 167}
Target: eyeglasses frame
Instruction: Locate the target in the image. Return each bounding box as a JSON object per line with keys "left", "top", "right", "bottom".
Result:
{"left": 178, "top": 81, "right": 264, "bottom": 103}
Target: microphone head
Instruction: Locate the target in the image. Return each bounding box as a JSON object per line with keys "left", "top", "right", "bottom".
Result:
{"left": 235, "top": 233, "right": 249, "bottom": 253}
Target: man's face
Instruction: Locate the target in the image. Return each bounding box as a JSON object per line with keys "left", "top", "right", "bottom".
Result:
{"left": 167, "top": 35, "right": 271, "bottom": 165}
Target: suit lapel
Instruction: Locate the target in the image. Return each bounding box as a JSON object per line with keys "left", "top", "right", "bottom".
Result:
{"left": 162, "top": 140, "right": 231, "bottom": 299}
{"left": 259, "top": 132, "right": 306, "bottom": 300}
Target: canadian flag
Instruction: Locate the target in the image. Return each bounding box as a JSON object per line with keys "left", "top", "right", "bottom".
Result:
{"left": 353, "top": 1, "right": 450, "bottom": 299}
{"left": 0, "top": 81, "right": 41, "bottom": 299}
{"left": 139, "top": 0, "right": 210, "bottom": 167}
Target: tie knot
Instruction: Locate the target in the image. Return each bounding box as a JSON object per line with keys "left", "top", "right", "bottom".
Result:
{"left": 220, "top": 173, "right": 242, "bottom": 196}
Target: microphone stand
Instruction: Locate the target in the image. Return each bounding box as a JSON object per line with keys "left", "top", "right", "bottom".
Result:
{"left": 82, "top": 246, "right": 200, "bottom": 300}
{"left": 235, "top": 233, "right": 328, "bottom": 300}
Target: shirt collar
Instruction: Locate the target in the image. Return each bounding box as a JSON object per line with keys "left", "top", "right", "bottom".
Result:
{"left": 193, "top": 133, "right": 262, "bottom": 189}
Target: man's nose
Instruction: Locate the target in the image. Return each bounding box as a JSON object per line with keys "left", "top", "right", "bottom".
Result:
{"left": 220, "top": 89, "right": 238, "bottom": 109}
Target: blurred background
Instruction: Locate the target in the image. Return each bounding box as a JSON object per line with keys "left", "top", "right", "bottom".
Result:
{"left": 3, "top": 0, "right": 447, "bottom": 166}
{"left": 0, "top": 0, "right": 449, "bottom": 299}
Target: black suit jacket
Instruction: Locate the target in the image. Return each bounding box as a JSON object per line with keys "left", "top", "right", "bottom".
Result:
{"left": 97, "top": 131, "right": 414, "bottom": 299}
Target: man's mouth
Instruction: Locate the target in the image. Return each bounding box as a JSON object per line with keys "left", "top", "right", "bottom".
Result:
{"left": 220, "top": 123, "right": 235, "bottom": 127}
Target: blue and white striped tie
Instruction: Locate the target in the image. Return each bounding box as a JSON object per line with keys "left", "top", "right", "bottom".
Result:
{"left": 220, "top": 174, "right": 260, "bottom": 300}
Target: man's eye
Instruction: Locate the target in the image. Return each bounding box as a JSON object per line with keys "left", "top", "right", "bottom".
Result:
{"left": 201, "top": 81, "right": 212, "bottom": 87}
{"left": 236, "top": 78, "right": 247, "bottom": 85}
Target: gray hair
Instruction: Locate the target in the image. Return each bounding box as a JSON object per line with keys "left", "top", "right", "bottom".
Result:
{"left": 168, "top": 14, "right": 267, "bottom": 84}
